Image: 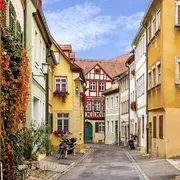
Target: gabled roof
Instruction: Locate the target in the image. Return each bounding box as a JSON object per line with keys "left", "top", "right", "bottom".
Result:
{"left": 75, "top": 54, "right": 131, "bottom": 79}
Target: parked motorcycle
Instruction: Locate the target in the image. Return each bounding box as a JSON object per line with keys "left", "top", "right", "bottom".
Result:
{"left": 58, "top": 137, "right": 77, "bottom": 159}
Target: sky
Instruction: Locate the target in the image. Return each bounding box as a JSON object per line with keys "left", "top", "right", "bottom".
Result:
{"left": 43, "top": 0, "right": 150, "bottom": 60}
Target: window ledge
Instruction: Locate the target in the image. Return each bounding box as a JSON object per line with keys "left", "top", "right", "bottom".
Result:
{"left": 155, "top": 28, "right": 161, "bottom": 36}
{"left": 155, "top": 83, "right": 161, "bottom": 88}
{"left": 175, "top": 24, "right": 180, "bottom": 30}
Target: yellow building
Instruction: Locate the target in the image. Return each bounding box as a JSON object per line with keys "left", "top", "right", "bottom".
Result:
{"left": 49, "top": 39, "right": 86, "bottom": 152}
{"left": 142, "top": 0, "right": 180, "bottom": 158}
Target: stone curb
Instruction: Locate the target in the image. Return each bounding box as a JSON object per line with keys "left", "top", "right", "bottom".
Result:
{"left": 49, "top": 149, "right": 93, "bottom": 180}
{"left": 121, "top": 148, "right": 150, "bottom": 180}
{"left": 167, "top": 159, "right": 180, "bottom": 171}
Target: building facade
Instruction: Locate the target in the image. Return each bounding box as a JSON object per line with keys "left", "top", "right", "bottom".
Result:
{"left": 103, "top": 83, "right": 119, "bottom": 145}
{"left": 142, "top": 0, "right": 180, "bottom": 158}
{"left": 117, "top": 71, "right": 129, "bottom": 146}
{"left": 26, "top": 0, "right": 52, "bottom": 127}
{"left": 132, "top": 27, "right": 147, "bottom": 153}
{"left": 76, "top": 55, "right": 130, "bottom": 143}
{"left": 50, "top": 42, "right": 86, "bottom": 152}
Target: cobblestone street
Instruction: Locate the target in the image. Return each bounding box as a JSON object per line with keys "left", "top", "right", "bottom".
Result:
{"left": 57, "top": 144, "right": 180, "bottom": 180}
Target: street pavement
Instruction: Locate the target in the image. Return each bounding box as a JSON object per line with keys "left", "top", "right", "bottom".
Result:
{"left": 57, "top": 144, "right": 180, "bottom": 180}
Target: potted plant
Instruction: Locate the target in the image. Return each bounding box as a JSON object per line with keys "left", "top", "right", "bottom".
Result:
{"left": 53, "top": 130, "right": 70, "bottom": 137}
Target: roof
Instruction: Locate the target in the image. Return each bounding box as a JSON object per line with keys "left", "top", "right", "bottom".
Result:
{"left": 75, "top": 54, "right": 131, "bottom": 79}
{"left": 102, "top": 83, "right": 119, "bottom": 96}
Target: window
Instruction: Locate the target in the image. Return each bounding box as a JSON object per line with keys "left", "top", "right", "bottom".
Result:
{"left": 116, "top": 95, "right": 119, "bottom": 108}
{"left": 156, "top": 61, "right": 161, "bottom": 85}
{"left": 94, "top": 101, "right": 100, "bottom": 111}
{"left": 156, "top": 9, "right": 160, "bottom": 30}
{"left": 121, "top": 101, "right": 128, "bottom": 114}
{"left": 35, "top": 31, "right": 39, "bottom": 63}
{"left": 55, "top": 77, "right": 67, "bottom": 92}
{"left": 39, "top": 40, "right": 42, "bottom": 64}
{"left": 111, "top": 97, "right": 114, "bottom": 109}
{"left": 95, "top": 69, "right": 100, "bottom": 74}
{"left": 43, "top": 47, "right": 46, "bottom": 63}
{"left": 153, "top": 116, "right": 157, "bottom": 138}
{"left": 159, "top": 115, "right": 163, "bottom": 139}
{"left": 86, "top": 101, "right": 91, "bottom": 111}
{"left": 16, "top": 20, "right": 22, "bottom": 41}
{"left": 176, "top": 56, "right": 180, "bottom": 83}
{"left": 106, "top": 98, "right": 109, "bottom": 109}
{"left": 137, "top": 75, "right": 145, "bottom": 98}
{"left": 57, "top": 113, "right": 69, "bottom": 130}
{"left": 33, "top": 96, "right": 41, "bottom": 128}
{"left": 111, "top": 121, "right": 114, "bottom": 133}
{"left": 148, "top": 71, "right": 152, "bottom": 89}
{"left": 147, "top": 25, "right": 151, "bottom": 43}
{"left": 152, "top": 18, "right": 156, "bottom": 36}
{"left": 90, "top": 82, "right": 96, "bottom": 91}
{"left": 54, "top": 52, "right": 60, "bottom": 63}
{"left": 99, "top": 82, "right": 104, "bottom": 91}
{"left": 152, "top": 67, "right": 156, "bottom": 87}
{"left": 99, "top": 122, "right": 105, "bottom": 132}
{"left": 176, "top": 2, "right": 180, "bottom": 25}
{"left": 142, "top": 116, "right": 144, "bottom": 137}
{"left": 107, "top": 121, "right": 110, "bottom": 133}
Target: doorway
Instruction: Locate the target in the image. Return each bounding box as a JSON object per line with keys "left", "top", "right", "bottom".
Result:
{"left": 85, "top": 122, "right": 93, "bottom": 142}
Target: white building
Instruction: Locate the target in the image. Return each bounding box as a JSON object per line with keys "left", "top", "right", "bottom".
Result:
{"left": 132, "top": 27, "right": 147, "bottom": 153}
{"left": 117, "top": 71, "right": 129, "bottom": 146}
{"left": 125, "top": 54, "right": 138, "bottom": 146}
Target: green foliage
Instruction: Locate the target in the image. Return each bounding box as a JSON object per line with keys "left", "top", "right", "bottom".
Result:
{"left": 22, "top": 123, "right": 53, "bottom": 160}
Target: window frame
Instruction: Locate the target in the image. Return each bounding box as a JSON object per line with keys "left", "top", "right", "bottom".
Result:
{"left": 176, "top": 1, "right": 180, "bottom": 25}
{"left": 153, "top": 116, "right": 157, "bottom": 138}
{"left": 99, "top": 82, "right": 105, "bottom": 91}
{"left": 175, "top": 56, "right": 180, "bottom": 83}
{"left": 156, "top": 8, "right": 161, "bottom": 31}
{"left": 159, "top": 115, "right": 163, "bottom": 139}
{"left": 99, "top": 122, "right": 105, "bottom": 132}
{"left": 54, "top": 51, "right": 60, "bottom": 64}
{"left": 55, "top": 76, "right": 67, "bottom": 92}
{"left": 56, "top": 113, "right": 69, "bottom": 130}
{"left": 90, "top": 81, "right": 96, "bottom": 91}
{"left": 156, "top": 61, "right": 161, "bottom": 85}
{"left": 116, "top": 95, "right": 119, "bottom": 108}
{"left": 85, "top": 101, "right": 92, "bottom": 111}
{"left": 94, "top": 101, "right": 101, "bottom": 112}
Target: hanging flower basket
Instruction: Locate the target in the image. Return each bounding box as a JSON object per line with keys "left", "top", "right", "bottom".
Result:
{"left": 130, "top": 101, "right": 136, "bottom": 111}
{"left": 53, "top": 89, "right": 69, "bottom": 103}
{"left": 131, "top": 69, "right": 135, "bottom": 76}
{"left": 80, "top": 92, "right": 87, "bottom": 107}
{"left": 53, "top": 130, "right": 70, "bottom": 136}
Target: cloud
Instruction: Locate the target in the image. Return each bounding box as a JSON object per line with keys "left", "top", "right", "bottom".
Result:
{"left": 43, "top": 0, "right": 62, "bottom": 5}
{"left": 45, "top": 2, "right": 117, "bottom": 51}
{"left": 44, "top": 2, "right": 143, "bottom": 53}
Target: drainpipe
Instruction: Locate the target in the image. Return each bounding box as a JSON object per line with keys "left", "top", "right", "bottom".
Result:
{"left": 118, "top": 81, "right": 121, "bottom": 145}
{"left": 125, "top": 63, "right": 130, "bottom": 142}
{"left": 145, "top": 26, "right": 149, "bottom": 154}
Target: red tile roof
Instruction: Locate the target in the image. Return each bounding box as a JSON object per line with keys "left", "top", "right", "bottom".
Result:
{"left": 75, "top": 54, "right": 131, "bottom": 79}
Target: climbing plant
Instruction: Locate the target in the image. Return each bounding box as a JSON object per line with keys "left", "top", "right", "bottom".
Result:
{"left": 0, "top": 29, "right": 30, "bottom": 179}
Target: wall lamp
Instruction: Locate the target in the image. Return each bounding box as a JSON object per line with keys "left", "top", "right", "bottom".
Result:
{"left": 32, "top": 63, "right": 49, "bottom": 77}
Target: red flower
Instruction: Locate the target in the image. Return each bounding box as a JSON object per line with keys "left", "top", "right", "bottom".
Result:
{"left": 131, "top": 101, "right": 136, "bottom": 111}
{"left": 0, "top": 0, "right": 5, "bottom": 10}
{"left": 131, "top": 69, "right": 135, "bottom": 76}
{"left": 80, "top": 92, "right": 87, "bottom": 107}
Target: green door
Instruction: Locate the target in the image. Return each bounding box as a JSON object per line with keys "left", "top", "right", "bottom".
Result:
{"left": 85, "top": 122, "right": 92, "bottom": 142}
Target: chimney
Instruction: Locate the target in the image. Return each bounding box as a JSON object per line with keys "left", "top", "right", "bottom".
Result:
{"left": 70, "top": 52, "right": 75, "bottom": 62}
{"left": 59, "top": 44, "right": 72, "bottom": 58}
{"left": 36, "top": 0, "right": 42, "bottom": 8}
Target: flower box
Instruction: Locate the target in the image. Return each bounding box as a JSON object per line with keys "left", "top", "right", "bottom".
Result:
{"left": 53, "top": 89, "right": 69, "bottom": 103}
{"left": 53, "top": 130, "right": 70, "bottom": 136}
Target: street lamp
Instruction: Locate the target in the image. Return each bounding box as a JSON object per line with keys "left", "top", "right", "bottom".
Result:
{"left": 32, "top": 63, "right": 49, "bottom": 77}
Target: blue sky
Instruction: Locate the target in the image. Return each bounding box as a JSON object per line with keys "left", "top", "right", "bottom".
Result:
{"left": 43, "top": 0, "right": 150, "bottom": 60}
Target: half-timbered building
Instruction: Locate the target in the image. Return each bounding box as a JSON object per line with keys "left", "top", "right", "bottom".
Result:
{"left": 75, "top": 54, "right": 131, "bottom": 143}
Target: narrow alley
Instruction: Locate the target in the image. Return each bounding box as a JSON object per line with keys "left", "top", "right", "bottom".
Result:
{"left": 58, "top": 144, "right": 180, "bottom": 180}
